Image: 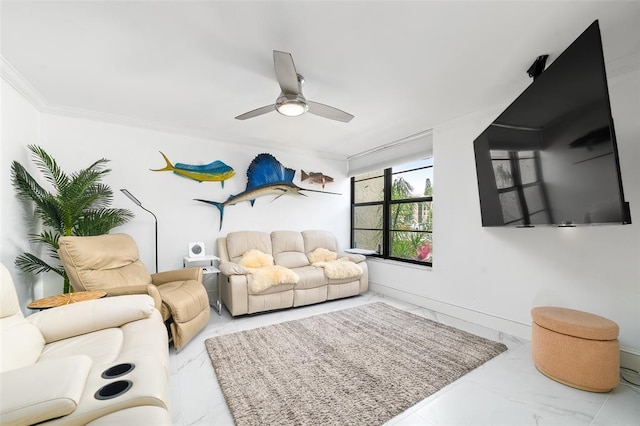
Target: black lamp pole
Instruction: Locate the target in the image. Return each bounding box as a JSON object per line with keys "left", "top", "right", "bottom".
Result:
{"left": 120, "top": 189, "right": 158, "bottom": 273}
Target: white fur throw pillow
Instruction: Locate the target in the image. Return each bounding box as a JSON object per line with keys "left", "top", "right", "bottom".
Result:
{"left": 313, "top": 258, "right": 363, "bottom": 280}
{"left": 307, "top": 247, "right": 338, "bottom": 264}
{"left": 239, "top": 249, "right": 274, "bottom": 268}
{"left": 248, "top": 265, "right": 299, "bottom": 293}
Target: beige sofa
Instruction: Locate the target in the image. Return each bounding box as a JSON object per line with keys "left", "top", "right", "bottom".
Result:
{"left": 216, "top": 230, "right": 368, "bottom": 316}
{"left": 0, "top": 263, "right": 171, "bottom": 425}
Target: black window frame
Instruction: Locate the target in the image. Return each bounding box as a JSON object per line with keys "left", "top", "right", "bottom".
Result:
{"left": 491, "top": 150, "right": 551, "bottom": 225}
{"left": 351, "top": 161, "right": 433, "bottom": 267}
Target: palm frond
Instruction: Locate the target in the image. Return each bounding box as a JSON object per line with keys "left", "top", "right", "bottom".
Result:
{"left": 28, "top": 231, "right": 61, "bottom": 259}
{"left": 70, "top": 166, "right": 110, "bottom": 191}
{"left": 74, "top": 208, "right": 133, "bottom": 236}
{"left": 11, "top": 161, "right": 48, "bottom": 205}
{"left": 35, "top": 195, "right": 65, "bottom": 231}
{"left": 84, "top": 183, "right": 114, "bottom": 209}
{"left": 61, "top": 168, "right": 111, "bottom": 215}
{"left": 28, "top": 145, "right": 70, "bottom": 192}
{"left": 69, "top": 161, "right": 110, "bottom": 196}
{"left": 15, "top": 253, "right": 64, "bottom": 277}
{"left": 82, "top": 158, "right": 110, "bottom": 173}
{"left": 12, "top": 161, "right": 65, "bottom": 231}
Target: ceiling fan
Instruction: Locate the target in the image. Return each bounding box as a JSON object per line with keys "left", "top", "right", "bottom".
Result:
{"left": 235, "top": 50, "right": 354, "bottom": 123}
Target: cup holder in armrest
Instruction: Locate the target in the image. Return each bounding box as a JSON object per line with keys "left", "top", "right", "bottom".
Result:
{"left": 101, "top": 363, "right": 135, "bottom": 379}
{"left": 95, "top": 380, "right": 133, "bottom": 400}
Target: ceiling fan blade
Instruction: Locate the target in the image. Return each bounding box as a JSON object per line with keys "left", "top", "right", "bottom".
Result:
{"left": 307, "top": 101, "right": 354, "bottom": 123}
{"left": 273, "top": 50, "right": 300, "bottom": 95}
{"left": 234, "top": 104, "right": 276, "bottom": 120}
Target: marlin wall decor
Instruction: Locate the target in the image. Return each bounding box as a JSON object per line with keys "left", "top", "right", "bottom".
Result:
{"left": 195, "top": 153, "right": 340, "bottom": 230}
{"left": 151, "top": 152, "right": 235, "bottom": 187}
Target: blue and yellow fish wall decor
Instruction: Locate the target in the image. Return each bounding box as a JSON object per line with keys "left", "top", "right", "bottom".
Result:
{"left": 151, "top": 151, "right": 235, "bottom": 187}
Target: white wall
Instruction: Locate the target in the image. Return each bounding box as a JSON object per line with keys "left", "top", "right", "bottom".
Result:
{"left": 1, "top": 79, "right": 45, "bottom": 307}
{"left": 369, "top": 67, "right": 640, "bottom": 361}
{"left": 1, "top": 80, "right": 350, "bottom": 310}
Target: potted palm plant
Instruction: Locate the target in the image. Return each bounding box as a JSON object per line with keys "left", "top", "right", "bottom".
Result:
{"left": 11, "top": 145, "right": 134, "bottom": 293}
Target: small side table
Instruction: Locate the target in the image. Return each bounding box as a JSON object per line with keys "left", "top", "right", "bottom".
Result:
{"left": 183, "top": 255, "right": 222, "bottom": 315}
{"left": 27, "top": 290, "right": 107, "bottom": 310}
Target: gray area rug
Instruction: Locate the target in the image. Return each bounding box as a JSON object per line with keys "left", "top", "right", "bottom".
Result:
{"left": 205, "top": 302, "right": 507, "bottom": 426}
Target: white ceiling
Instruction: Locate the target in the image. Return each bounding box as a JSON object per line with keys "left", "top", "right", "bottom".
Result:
{"left": 2, "top": 1, "right": 639, "bottom": 159}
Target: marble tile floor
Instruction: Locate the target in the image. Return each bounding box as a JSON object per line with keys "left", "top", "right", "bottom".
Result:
{"left": 168, "top": 292, "right": 640, "bottom": 425}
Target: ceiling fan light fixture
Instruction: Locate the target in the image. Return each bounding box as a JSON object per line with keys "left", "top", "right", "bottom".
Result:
{"left": 236, "top": 51, "right": 353, "bottom": 122}
{"left": 275, "top": 94, "right": 308, "bottom": 117}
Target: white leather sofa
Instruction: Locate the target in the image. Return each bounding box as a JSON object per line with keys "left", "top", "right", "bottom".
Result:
{"left": 0, "top": 263, "right": 171, "bottom": 425}
{"left": 217, "top": 230, "right": 368, "bottom": 316}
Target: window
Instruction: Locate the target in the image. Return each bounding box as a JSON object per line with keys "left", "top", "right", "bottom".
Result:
{"left": 490, "top": 150, "right": 550, "bottom": 225}
{"left": 351, "top": 158, "right": 433, "bottom": 266}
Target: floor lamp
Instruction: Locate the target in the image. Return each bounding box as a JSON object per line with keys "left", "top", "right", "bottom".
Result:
{"left": 120, "top": 189, "right": 158, "bottom": 273}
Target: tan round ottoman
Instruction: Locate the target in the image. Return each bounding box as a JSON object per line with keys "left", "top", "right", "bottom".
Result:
{"left": 531, "top": 306, "right": 619, "bottom": 392}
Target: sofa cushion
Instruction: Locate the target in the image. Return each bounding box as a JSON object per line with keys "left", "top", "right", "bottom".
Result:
{"left": 157, "top": 280, "right": 210, "bottom": 324}
{"left": 86, "top": 406, "right": 173, "bottom": 426}
{"left": 39, "top": 328, "right": 125, "bottom": 365}
{"left": 0, "top": 354, "right": 92, "bottom": 425}
{"left": 239, "top": 249, "right": 274, "bottom": 268}
{"left": 1, "top": 264, "right": 45, "bottom": 372}
{"left": 28, "top": 295, "right": 156, "bottom": 344}
{"left": 275, "top": 252, "right": 309, "bottom": 268}
{"left": 226, "top": 231, "right": 272, "bottom": 263}
{"left": 0, "top": 264, "right": 20, "bottom": 319}
{"left": 271, "top": 231, "right": 310, "bottom": 268}
{"left": 219, "top": 261, "right": 248, "bottom": 276}
{"left": 118, "top": 310, "right": 169, "bottom": 371}
{"left": 248, "top": 281, "right": 296, "bottom": 296}
{"left": 302, "top": 230, "right": 339, "bottom": 253}
{"left": 0, "top": 315, "right": 45, "bottom": 372}
{"left": 291, "top": 266, "right": 327, "bottom": 289}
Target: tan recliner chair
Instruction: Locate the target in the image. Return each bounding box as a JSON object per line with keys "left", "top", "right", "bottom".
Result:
{"left": 58, "top": 233, "right": 210, "bottom": 351}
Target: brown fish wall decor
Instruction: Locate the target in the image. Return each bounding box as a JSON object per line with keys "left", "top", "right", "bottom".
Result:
{"left": 300, "top": 170, "right": 334, "bottom": 188}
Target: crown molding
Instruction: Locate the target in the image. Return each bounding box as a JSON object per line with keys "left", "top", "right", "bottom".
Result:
{"left": 1, "top": 56, "right": 48, "bottom": 110}
{"left": 347, "top": 129, "right": 433, "bottom": 162}
{"left": 38, "top": 103, "right": 348, "bottom": 161}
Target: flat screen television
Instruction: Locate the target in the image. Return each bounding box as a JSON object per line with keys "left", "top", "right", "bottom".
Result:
{"left": 473, "top": 20, "right": 631, "bottom": 227}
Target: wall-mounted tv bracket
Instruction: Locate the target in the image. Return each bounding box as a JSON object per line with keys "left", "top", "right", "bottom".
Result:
{"left": 527, "top": 55, "right": 549, "bottom": 80}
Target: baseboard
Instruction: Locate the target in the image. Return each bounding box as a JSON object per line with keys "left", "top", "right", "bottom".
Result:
{"left": 369, "top": 281, "right": 640, "bottom": 371}
{"left": 369, "top": 282, "right": 532, "bottom": 341}
{"left": 620, "top": 346, "right": 640, "bottom": 373}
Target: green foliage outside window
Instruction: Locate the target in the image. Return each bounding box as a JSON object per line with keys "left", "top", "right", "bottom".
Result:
{"left": 390, "top": 177, "right": 432, "bottom": 262}
{"left": 352, "top": 158, "right": 433, "bottom": 265}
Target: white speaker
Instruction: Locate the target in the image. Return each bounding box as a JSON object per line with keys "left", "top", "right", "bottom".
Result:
{"left": 188, "top": 242, "right": 205, "bottom": 257}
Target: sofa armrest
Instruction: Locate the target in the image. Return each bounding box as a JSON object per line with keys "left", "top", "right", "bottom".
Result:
{"left": 28, "top": 295, "right": 155, "bottom": 343}
{"left": 0, "top": 355, "right": 92, "bottom": 425}
{"left": 151, "top": 268, "right": 202, "bottom": 285}
{"left": 105, "top": 284, "right": 162, "bottom": 310}
{"left": 219, "top": 261, "right": 248, "bottom": 276}
{"left": 339, "top": 252, "right": 366, "bottom": 263}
